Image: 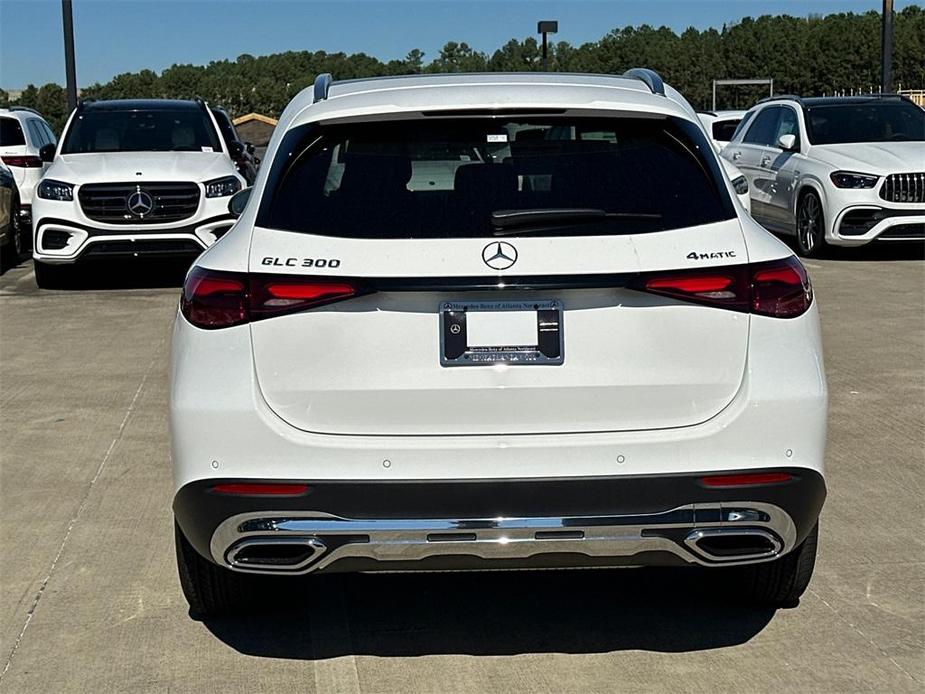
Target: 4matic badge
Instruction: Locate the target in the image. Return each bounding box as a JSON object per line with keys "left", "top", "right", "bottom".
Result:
{"left": 687, "top": 250, "right": 737, "bottom": 261}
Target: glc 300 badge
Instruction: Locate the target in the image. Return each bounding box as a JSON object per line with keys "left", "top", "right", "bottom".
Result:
{"left": 482, "top": 241, "right": 518, "bottom": 270}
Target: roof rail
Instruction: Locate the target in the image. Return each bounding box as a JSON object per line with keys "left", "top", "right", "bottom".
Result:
{"left": 622, "top": 68, "right": 665, "bottom": 97}
{"left": 757, "top": 94, "right": 803, "bottom": 105}
{"left": 313, "top": 73, "right": 333, "bottom": 103}
{"left": 9, "top": 106, "right": 41, "bottom": 116}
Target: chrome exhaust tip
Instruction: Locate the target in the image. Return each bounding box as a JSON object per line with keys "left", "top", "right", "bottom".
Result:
{"left": 226, "top": 536, "right": 326, "bottom": 573}
{"left": 684, "top": 528, "right": 782, "bottom": 563}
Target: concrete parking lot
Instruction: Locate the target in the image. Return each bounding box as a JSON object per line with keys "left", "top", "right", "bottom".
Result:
{"left": 1, "top": 246, "right": 922, "bottom": 693}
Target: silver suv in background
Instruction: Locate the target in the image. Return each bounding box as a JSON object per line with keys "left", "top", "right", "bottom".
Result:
{"left": 722, "top": 95, "right": 924, "bottom": 256}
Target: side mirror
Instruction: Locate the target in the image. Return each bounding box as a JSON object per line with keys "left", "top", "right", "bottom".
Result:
{"left": 228, "top": 141, "right": 245, "bottom": 158}
{"left": 39, "top": 143, "right": 56, "bottom": 163}
{"left": 228, "top": 187, "right": 251, "bottom": 217}
{"left": 777, "top": 133, "right": 798, "bottom": 151}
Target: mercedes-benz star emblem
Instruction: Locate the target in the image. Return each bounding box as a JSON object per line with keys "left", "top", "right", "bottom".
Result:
{"left": 127, "top": 188, "right": 154, "bottom": 217}
{"left": 482, "top": 241, "right": 518, "bottom": 270}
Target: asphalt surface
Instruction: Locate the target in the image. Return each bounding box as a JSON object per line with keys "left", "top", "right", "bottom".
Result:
{"left": 1, "top": 245, "right": 923, "bottom": 693}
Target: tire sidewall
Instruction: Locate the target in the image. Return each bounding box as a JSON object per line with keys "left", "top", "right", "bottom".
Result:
{"left": 796, "top": 191, "right": 824, "bottom": 258}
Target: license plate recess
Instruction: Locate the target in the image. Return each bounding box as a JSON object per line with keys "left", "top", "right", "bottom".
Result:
{"left": 440, "top": 300, "right": 563, "bottom": 366}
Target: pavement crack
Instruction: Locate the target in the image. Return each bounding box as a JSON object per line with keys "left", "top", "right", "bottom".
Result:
{"left": 808, "top": 587, "right": 920, "bottom": 684}
{"left": 0, "top": 342, "right": 164, "bottom": 683}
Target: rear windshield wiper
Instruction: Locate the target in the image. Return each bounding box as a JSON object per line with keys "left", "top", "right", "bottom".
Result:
{"left": 490, "top": 208, "right": 662, "bottom": 235}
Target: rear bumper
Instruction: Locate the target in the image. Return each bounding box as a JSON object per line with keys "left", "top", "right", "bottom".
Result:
{"left": 174, "top": 469, "right": 825, "bottom": 575}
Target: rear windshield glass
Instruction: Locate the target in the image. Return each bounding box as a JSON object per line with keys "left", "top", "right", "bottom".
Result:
{"left": 258, "top": 116, "right": 735, "bottom": 238}
{"left": 805, "top": 100, "right": 925, "bottom": 145}
{"left": 0, "top": 118, "right": 26, "bottom": 146}
{"left": 61, "top": 109, "right": 222, "bottom": 154}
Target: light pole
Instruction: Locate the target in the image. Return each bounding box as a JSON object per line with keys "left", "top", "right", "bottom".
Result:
{"left": 537, "top": 21, "right": 558, "bottom": 72}
{"left": 881, "top": 0, "right": 893, "bottom": 93}
{"left": 62, "top": 0, "right": 78, "bottom": 110}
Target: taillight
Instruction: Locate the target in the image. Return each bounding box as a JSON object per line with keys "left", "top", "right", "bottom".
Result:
{"left": 750, "top": 257, "right": 813, "bottom": 318}
{"left": 180, "top": 267, "right": 361, "bottom": 329}
{"left": 640, "top": 257, "right": 812, "bottom": 318}
{"left": 180, "top": 269, "right": 248, "bottom": 329}
{"left": 1, "top": 155, "right": 43, "bottom": 168}
{"left": 250, "top": 279, "right": 357, "bottom": 321}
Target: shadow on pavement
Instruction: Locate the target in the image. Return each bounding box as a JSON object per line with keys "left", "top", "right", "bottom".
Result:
{"left": 201, "top": 567, "right": 776, "bottom": 658}
{"left": 42, "top": 258, "right": 191, "bottom": 289}
{"left": 822, "top": 243, "right": 924, "bottom": 262}
{"left": 777, "top": 237, "right": 924, "bottom": 262}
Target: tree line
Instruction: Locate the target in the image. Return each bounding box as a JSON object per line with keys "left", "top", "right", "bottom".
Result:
{"left": 2, "top": 7, "right": 923, "bottom": 135}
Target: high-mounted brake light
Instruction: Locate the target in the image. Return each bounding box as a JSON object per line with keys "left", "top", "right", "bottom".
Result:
{"left": 180, "top": 267, "right": 361, "bottom": 329}
{"left": 639, "top": 257, "right": 812, "bottom": 318}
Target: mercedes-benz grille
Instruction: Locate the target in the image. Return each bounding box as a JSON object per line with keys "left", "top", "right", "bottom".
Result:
{"left": 78, "top": 182, "right": 201, "bottom": 224}
{"left": 880, "top": 173, "right": 925, "bottom": 204}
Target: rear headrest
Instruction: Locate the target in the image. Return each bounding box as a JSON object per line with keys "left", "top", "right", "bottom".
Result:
{"left": 172, "top": 123, "right": 196, "bottom": 149}
{"left": 338, "top": 153, "right": 412, "bottom": 196}
{"left": 94, "top": 128, "right": 119, "bottom": 151}
{"left": 454, "top": 164, "right": 517, "bottom": 197}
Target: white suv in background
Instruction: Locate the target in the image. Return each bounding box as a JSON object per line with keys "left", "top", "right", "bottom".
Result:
{"left": 31, "top": 99, "right": 245, "bottom": 287}
{"left": 0, "top": 106, "right": 57, "bottom": 248}
{"left": 698, "top": 109, "right": 747, "bottom": 153}
{"left": 171, "top": 71, "right": 827, "bottom": 616}
{"left": 722, "top": 95, "right": 924, "bottom": 256}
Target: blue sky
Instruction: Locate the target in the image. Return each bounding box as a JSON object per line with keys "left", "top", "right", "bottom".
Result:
{"left": 0, "top": 0, "right": 915, "bottom": 89}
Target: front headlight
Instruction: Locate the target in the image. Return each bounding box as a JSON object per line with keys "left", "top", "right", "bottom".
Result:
{"left": 731, "top": 175, "right": 749, "bottom": 195}
{"left": 830, "top": 171, "right": 879, "bottom": 189}
{"left": 37, "top": 179, "right": 74, "bottom": 201}
{"left": 204, "top": 175, "right": 242, "bottom": 198}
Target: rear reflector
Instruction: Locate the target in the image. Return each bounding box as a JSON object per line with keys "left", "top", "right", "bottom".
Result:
{"left": 210, "top": 483, "right": 310, "bottom": 496}
{"left": 181, "top": 267, "right": 362, "bottom": 329}
{"left": 700, "top": 472, "right": 793, "bottom": 488}
{"left": 1, "top": 155, "right": 43, "bottom": 168}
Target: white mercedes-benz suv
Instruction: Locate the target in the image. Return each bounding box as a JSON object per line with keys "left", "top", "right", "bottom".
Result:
{"left": 722, "top": 94, "right": 924, "bottom": 256}
{"left": 31, "top": 99, "right": 245, "bottom": 287}
{"left": 170, "top": 71, "right": 827, "bottom": 616}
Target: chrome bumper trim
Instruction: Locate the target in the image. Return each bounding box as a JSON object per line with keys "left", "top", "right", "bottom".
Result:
{"left": 210, "top": 501, "right": 797, "bottom": 575}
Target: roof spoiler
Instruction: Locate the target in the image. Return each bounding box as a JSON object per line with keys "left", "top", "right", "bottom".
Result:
{"left": 623, "top": 68, "right": 665, "bottom": 97}
{"left": 8, "top": 105, "right": 42, "bottom": 116}
{"left": 313, "top": 73, "right": 333, "bottom": 103}
{"left": 757, "top": 94, "right": 804, "bottom": 105}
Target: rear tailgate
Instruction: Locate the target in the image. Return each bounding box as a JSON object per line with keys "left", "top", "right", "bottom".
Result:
{"left": 247, "top": 220, "right": 749, "bottom": 436}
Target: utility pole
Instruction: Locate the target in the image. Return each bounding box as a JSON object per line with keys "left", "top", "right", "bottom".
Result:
{"left": 537, "top": 21, "right": 558, "bottom": 71}
{"left": 62, "top": 0, "right": 78, "bottom": 111}
{"left": 881, "top": 0, "right": 893, "bottom": 93}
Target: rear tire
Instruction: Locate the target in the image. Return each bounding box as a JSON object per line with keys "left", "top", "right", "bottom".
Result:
{"left": 10, "top": 191, "right": 24, "bottom": 258}
{"left": 795, "top": 191, "right": 826, "bottom": 258}
{"left": 33, "top": 260, "right": 70, "bottom": 289}
{"left": 175, "top": 521, "right": 257, "bottom": 616}
{"left": 740, "top": 523, "right": 818, "bottom": 607}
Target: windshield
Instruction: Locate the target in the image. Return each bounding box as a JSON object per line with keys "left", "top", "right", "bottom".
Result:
{"left": 61, "top": 109, "right": 222, "bottom": 154}
{"left": 258, "top": 115, "right": 734, "bottom": 238}
{"left": 805, "top": 100, "right": 925, "bottom": 145}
